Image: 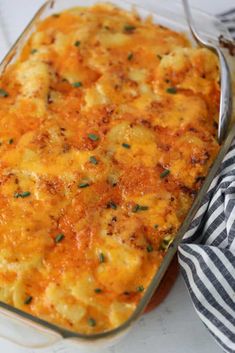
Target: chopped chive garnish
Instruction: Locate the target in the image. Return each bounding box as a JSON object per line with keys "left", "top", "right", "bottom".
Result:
{"left": 132, "top": 205, "right": 139, "bottom": 212}
{"left": 98, "top": 252, "right": 105, "bottom": 263}
{"left": 137, "top": 285, "right": 144, "bottom": 292}
{"left": 107, "top": 201, "right": 117, "bottom": 210}
{"left": 122, "top": 143, "right": 131, "bottom": 149}
{"left": 55, "top": 233, "right": 64, "bottom": 243}
{"left": 127, "top": 52, "right": 133, "bottom": 61}
{"left": 160, "top": 236, "right": 173, "bottom": 250}
{"left": 74, "top": 40, "right": 81, "bottom": 47}
{"left": 88, "top": 317, "right": 96, "bottom": 327}
{"left": 8, "top": 138, "right": 14, "bottom": 144}
{"left": 89, "top": 156, "right": 98, "bottom": 165}
{"left": 88, "top": 133, "right": 99, "bottom": 141}
{"left": 166, "top": 87, "right": 177, "bottom": 94}
{"left": 154, "top": 224, "right": 159, "bottom": 229}
{"left": 160, "top": 169, "right": 170, "bottom": 178}
{"left": 140, "top": 206, "right": 149, "bottom": 210}
{"left": 78, "top": 182, "right": 90, "bottom": 188}
{"left": 147, "top": 244, "right": 153, "bottom": 253}
{"left": 157, "top": 54, "right": 162, "bottom": 60}
{"left": 124, "top": 24, "right": 136, "bottom": 32}
{"left": 14, "top": 191, "right": 31, "bottom": 198}
{"left": 72, "top": 81, "right": 82, "bottom": 88}
{"left": 94, "top": 288, "right": 102, "bottom": 293}
{"left": 52, "top": 13, "right": 60, "bottom": 17}
{"left": 0, "top": 88, "right": 9, "bottom": 97}
{"left": 24, "top": 296, "right": 33, "bottom": 305}
{"left": 31, "top": 49, "right": 38, "bottom": 54}
{"left": 132, "top": 204, "right": 149, "bottom": 213}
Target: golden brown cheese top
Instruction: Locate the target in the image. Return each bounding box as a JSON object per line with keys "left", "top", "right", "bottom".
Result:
{"left": 0, "top": 3, "right": 219, "bottom": 333}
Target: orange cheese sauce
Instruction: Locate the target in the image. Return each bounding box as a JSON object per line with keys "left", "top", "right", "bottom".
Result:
{"left": 0, "top": 3, "right": 220, "bottom": 333}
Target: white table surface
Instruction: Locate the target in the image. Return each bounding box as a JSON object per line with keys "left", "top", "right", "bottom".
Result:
{"left": 0, "top": 0, "right": 233, "bottom": 352}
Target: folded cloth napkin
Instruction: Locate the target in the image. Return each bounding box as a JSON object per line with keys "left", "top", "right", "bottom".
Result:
{"left": 179, "top": 13, "right": 235, "bottom": 352}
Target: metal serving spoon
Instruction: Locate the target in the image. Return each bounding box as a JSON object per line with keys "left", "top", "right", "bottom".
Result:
{"left": 182, "top": 0, "right": 233, "bottom": 144}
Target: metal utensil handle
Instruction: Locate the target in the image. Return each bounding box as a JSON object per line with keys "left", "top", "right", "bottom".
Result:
{"left": 182, "top": 0, "right": 233, "bottom": 144}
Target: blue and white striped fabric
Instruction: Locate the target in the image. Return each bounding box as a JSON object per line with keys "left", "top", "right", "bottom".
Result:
{"left": 178, "top": 14, "right": 235, "bottom": 350}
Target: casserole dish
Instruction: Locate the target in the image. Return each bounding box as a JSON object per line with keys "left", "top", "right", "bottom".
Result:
{"left": 0, "top": 0, "right": 234, "bottom": 349}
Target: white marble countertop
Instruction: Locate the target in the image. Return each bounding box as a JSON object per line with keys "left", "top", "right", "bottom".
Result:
{"left": 0, "top": 1, "right": 233, "bottom": 352}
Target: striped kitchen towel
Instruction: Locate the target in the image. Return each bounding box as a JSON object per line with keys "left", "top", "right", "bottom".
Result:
{"left": 178, "top": 13, "right": 235, "bottom": 353}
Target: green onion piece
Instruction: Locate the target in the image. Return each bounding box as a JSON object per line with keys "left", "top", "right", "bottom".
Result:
{"left": 31, "top": 49, "right": 38, "bottom": 54}
{"left": 52, "top": 13, "right": 60, "bottom": 18}
{"left": 137, "top": 285, "right": 144, "bottom": 292}
{"left": 14, "top": 191, "right": 31, "bottom": 198}
{"left": 157, "top": 54, "right": 162, "bottom": 60}
{"left": 107, "top": 201, "right": 117, "bottom": 210}
{"left": 88, "top": 317, "right": 96, "bottom": 327}
{"left": 8, "top": 138, "right": 14, "bottom": 144}
{"left": 89, "top": 156, "right": 98, "bottom": 165}
{"left": 72, "top": 81, "right": 82, "bottom": 88}
{"left": 55, "top": 233, "right": 64, "bottom": 243}
{"left": 154, "top": 224, "right": 159, "bottom": 229}
{"left": 166, "top": 87, "right": 177, "bottom": 94}
{"left": 74, "top": 40, "right": 81, "bottom": 47}
{"left": 132, "top": 204, "right": 139, "bottom": 212}
{"left": 122, "top": 143, "right": 131, "bottom": 149}
{"left": 78, "top": 182, "right": 90, "bottom": 188}
{"left": 124, "top": 24, "right": 136, "bottom": 32}
{"left": 160, "top": 169, "right": 170, "bottom": 178}
{"left": 0, "top": 88, "right": 9, "bottom": 97}
{"left": 24, "top": 296, "right": 33, "bottom": 305}
{"left": 88, "top": 133, "right": 99, "bottom": 141}
{"left": 159, "top": 235, "right": 173, "bottom": 250}
{"left": 146, "top": 244, "right": 153, "bottom": 253}
{"left": 127, "top": 52, "right": 133, "bottom": 61}
{"left": 132, "top": 204, "right": 149, "bottom": 213}
{"left": 98, "top": 252, "right": 105, "bottom": 263}
{"left": 139, "top": 206, "right": 149, "bottom": 211}
{"left": 94, "top": 288, "right": 102, "bottom": 293}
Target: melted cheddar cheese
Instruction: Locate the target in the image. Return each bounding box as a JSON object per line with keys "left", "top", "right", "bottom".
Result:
{"left": 0, "top": 3, "right": 220, "bottom": 333}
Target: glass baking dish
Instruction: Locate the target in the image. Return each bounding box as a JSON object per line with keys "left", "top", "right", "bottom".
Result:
{"left": 0, "top": 0, "right": 234, "bottom": 349}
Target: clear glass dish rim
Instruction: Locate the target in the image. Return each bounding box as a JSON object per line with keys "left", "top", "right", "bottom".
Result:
{"left": 0, "top": 0, "right": 234, "bottom": 343}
